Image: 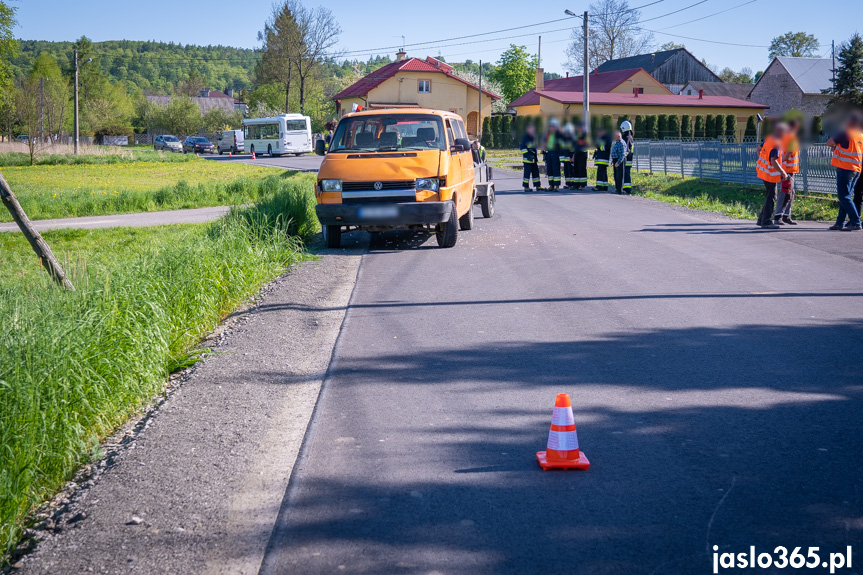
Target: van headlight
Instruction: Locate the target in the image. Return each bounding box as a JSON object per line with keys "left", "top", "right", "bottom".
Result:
{"left": 320, "top": 179, "right": 342, "bottom": 192}
{"left": 416, "top": 178, "right": 440, "bottom": 192}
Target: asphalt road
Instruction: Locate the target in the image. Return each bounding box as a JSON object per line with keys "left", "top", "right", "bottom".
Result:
{"left": 205, "top": 152, "right": 323, "bottom": 172}
{"left": 260, "top": 170, "right": 863, "bottom": 575}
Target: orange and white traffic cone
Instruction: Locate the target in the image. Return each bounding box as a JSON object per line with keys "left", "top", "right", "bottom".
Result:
{"left": 228, "top": 151, "right": 232, "bottom": 157}
{"left": 252, "top": 150, "right": 256, "bottom": 160}
{"left": 536, "top": 393, "right": 590, "bottom": 470}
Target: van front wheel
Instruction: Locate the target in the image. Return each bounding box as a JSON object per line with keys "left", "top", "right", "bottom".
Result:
{"left": 323, "top": 225, "right": 341, "bottom": 248}
{"left": 435, "top": 203, "right": 458, "bottom": 248}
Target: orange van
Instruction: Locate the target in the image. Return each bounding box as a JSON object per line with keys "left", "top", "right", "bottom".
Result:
{"left": 314, "top": 109, "right": 478, "bottom": 248}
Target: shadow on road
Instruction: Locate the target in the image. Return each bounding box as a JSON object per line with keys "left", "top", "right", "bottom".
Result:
{"left": 261, "top": 321, "right": 863, "bottom": 575}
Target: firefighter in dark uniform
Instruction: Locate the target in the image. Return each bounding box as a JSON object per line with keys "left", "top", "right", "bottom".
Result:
{"left": 561, "top": 123, "right": 575, "bottom": 189}
{"left": 592, "top": 127, "right": 612, "bottom": 191}
{"left": 573, "top": 124, "right": 589, "bottom": 189}
{"left": 544, "top": 118, "right": 562, "bottom": 191}
{"left": 520, "top": 123, "right": 543, "bottom": 191}
{"left": 621, "top": 120, "right": 635, "bottom": 193}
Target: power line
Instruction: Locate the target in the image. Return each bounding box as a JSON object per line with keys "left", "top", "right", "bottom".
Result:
{"left": 636, "top": 0, "right": 710, "bottom": 24}
{"left": 656, "top": 0, "right": 757, "bottom": 30}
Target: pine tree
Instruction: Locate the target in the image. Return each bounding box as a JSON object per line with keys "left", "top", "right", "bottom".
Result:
{"left": 832, "top": 33, "right": 863, "bottom": 107}
{"left": 490, "top": 115, "right": 502, "bottom": 149}
{"left": 533, "top": 116, "right": 544, "bottom": 140}
{"left": 760, "top": 117, "right": 774, "bottom": 141}
{"left": 705, "top": 115, "right": 715, "bottom": 138}
{"left": 601, "top": 114, "right": 614, "bottom": 134}
{"left": 500, "top": 115, "right": 512, "bottom": 148}
{"left": 645, "top": 115, "right": 658, "bottom": 140}
{"left": 745, "top": 116, "right": 757, "bottom": 139}
{"left": 694, "top": 115, "right": 706, "bottom": 138}
{"left": 481, "top": 117, "right": 493, "bottom": 148}
{"left": 635, "top": 114, "right": 646, "bottom": 134}
{"left": 681, "top": 115, "right": 692, "bottom": 138}
{"left": 668, "top": 115, "right": 681, "bottom": 139}
{"left": 590, "top": 114, "right": 600, "bottom": 135}
{"left": 725, "top": 114, "right": 737, "bottom": 142}
{"left": 657, "top": 114, "right": 669, "bottom": 139}
{"left": 514, "top": 115, "right": 526, "bottom": 143}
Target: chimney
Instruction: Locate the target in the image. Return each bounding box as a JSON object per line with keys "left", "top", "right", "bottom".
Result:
{"left": 226, "top": 88, "right": 233, "bottom": 98}
{"left": 566, "top": 72, "right": 569, "bottom": 78}
{"left": 396, "top": 50, "right": 406, "bottom": 62}
{"left": 199, "top": 88, "right": 209, "bottom": 98}
{"left": 535, "top": 67, "right": 544, "bottom": 91}
{"left": 698, "top": 89, "right": 704, "bottom": 100}
{"left": 633, "top": 87, "right": 639, "bottom": 98}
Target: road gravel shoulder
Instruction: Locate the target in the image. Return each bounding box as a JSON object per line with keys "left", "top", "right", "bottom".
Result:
{"left": 12, "top": 247, "right": 362, "bottom": 575}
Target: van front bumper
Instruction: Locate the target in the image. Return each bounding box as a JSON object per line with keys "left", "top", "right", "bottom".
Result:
{"left": 316, "top": 201, "right": 452, "bottom": 227}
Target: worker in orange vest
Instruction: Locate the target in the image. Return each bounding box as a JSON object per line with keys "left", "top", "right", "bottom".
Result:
{"left": 773, "top": 118, "right": 800, "bottom": 225}
{"left": 828, "top": 112, "right": 863, "bottom": 231}
{"left": 755, "top": 122, "right": 789, "bottom": 229}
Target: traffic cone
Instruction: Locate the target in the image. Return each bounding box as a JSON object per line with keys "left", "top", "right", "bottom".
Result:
{"left": 228, "top": 151, "right": 232, "bottom": 157}
{"left": 252, "top": 150, "right": 256, "bottom": 160}
{"left": 536, "top": 393, "right": 590, "bottom": 470}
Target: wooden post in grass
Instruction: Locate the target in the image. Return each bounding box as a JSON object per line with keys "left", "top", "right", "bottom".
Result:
{"left": 0, "top": 172, "right": 74, "bottom": 290}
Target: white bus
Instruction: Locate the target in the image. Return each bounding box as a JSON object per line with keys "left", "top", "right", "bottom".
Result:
{"left": 243, "top": 114, "right": 312, "bottom": 157}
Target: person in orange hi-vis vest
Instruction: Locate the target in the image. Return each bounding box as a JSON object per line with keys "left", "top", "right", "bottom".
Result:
{"left": 828, "top": 112, "right": 863, "bottom": 231}
{"left": 773, "top": 118, "right": 801, "bottom": 226}
{"left": 756, "top": 122, "right": 789, "bottom": 229}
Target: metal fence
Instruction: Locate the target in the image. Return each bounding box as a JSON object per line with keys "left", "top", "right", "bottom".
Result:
{"left": 632, "top": 140, "right": 836, "bottom": 195}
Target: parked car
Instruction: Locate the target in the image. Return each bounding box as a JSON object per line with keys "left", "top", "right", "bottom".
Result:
{"left": 16, "top": 135, "right": 29, "bottom": 143}
{"left": 215, "top": 129, "right": 244, "bottom": 154}
{"left": 154, "top": 135, "right": 182, "bottom": 153}
{"left": 182, "top": 136, "right": 215, "bottom": 155}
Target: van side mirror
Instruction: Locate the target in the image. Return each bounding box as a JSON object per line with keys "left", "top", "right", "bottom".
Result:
{"left": 315, "top": 139, "right": 326, "bottom": 155}
{"left": 451, "top": 137, "right": 471, "bottom": 153}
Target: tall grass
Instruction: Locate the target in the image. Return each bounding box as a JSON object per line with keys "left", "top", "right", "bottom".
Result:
{"left": 0, "top": 149, "right": 194, "bottom": 167}
{"left": 0, "top": 174, "right": 318, "bottom": 557}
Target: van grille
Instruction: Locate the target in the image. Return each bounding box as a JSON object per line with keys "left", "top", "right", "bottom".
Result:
{"left": 342, "top": 180, "right": 415, "bottom": 192}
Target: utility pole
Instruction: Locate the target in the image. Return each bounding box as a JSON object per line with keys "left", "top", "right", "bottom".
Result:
{"left": 478, "top": 60, "right": 482, "bottom": 140}
{"left": 832, "top": 40, "right": 836, "bottom": 92}
{"left": 39, "top": 77, "right": 45, "bottom": 143}
{"left": 73, "top": 49, "right": 79, "bottom": 154}
{"left": 583, "top": 10, "right": 590, "bottom": 139}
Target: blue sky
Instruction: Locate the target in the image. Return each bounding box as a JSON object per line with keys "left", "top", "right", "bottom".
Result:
{"left": 12, "top": 0, "right": 856, "bottom": 76}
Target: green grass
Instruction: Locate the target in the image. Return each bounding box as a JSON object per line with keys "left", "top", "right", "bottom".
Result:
{"left": 0, "top": 172, "right": 319, "bottom": 559}
{"left": 0, "top": 160, "right": 285, "bottom": 222}
{"left": 0, "top": 149, "right": 195, "bottom": 167}
{"left": 629, "top": 171, "right": 838, "bottom": 221}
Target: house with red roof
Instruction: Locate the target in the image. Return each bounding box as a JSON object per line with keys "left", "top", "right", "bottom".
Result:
{"left": 333, "top": 52, "right": 500, "bottom": 137}
{"left": 510, "top": 68, "right": 768, "bottom": 141}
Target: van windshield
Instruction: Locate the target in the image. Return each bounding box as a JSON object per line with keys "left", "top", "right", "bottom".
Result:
{"left": 329, "top": 114, "right": 446, "bottom": 152}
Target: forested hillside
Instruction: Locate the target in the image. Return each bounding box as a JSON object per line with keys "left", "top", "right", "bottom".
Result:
{"left": 11, "top": 40, "right": 259, "bottom": 95}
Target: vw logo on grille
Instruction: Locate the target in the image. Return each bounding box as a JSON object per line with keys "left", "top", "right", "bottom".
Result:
{"left": 373, "top": 181, "right": 384, "bottom": 191}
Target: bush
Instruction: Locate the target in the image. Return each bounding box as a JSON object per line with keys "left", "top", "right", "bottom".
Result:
{"left": 681, "top": 115, "right": 693, "bottom": 138}
{"left": 657, "top": 114, "right": 669, "bottom": 139}
{"left": 745, "top": 115, "right": 757, "bottom": 139}
{"left": 490, "top": 115, "right": 502, "bottom": 149}
{"left": 601, "top": 114, "right": 614, "bottom": 134}
{"left": 714, "top": 115, "right": 726, "bottom": 140}
{"left": 533, "top": 116, "right": 544, "bottom": 139}
{"left": 590, "top": 114, "right": 600, "bottom": 136}
{"left": 694, "top": 115, "right": 706, "bottom": 138}
{"left": 725, "top": 115, "right": 737, "bottom": 142}
{"left": 811, "top": 115, "right": 823, "bottom": 137}
{"left": 668, "top": 115, "right": 681, "bottom": 139}
{"left": 500, "top": 115, "right": 513, "bottom": 148}
{"left": 635, "top": 114, "right": 646, "bottom": 134}
{"left": 481, "top": 117, "right": 493, "bottom": 148}
{"left": 645, "top": 115, "right": 658, "bottom": 140}
{"left": 514, "top": 115, "right": 526, "bottom": 143}
{"left": 761, "top": 116, "right": 774, "bottom": 140}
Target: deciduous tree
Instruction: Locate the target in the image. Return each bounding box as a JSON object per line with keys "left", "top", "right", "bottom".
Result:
{"left": 491, "top": 45, "right": 537, "bottom": 104}
{"left": 565, "top": 0, "right": 653, "bottom": 73}
{"left": 769, "top": 32, "right": 819, "bottom": 59}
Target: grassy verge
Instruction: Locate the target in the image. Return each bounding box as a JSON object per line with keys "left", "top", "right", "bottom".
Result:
{"left": 0, "top": 160, "right": 285, "bottom": 222}
{"left": 0, "top": 149, "right": 195, "bottom": 167}
{"left": 629, "top": 171, "right": 837, "bottom": 221}
{"left": 0, "top": 172, "right": 319, "bottom": 558}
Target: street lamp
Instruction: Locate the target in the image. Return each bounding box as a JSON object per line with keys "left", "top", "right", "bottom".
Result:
{"left": 564, "top": 9, "right": 590, "bottom": 139}
{"left": 73, "top": 50, "right": 92, "bottom": 155}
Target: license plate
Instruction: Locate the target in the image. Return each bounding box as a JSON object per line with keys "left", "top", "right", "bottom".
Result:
{"left": 358, "top": 206, "right": 399, "bottom": 219}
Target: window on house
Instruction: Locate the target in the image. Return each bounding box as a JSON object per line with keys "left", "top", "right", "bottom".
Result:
{"left": 418, "top": 79, "right": 431, "bottom": 94}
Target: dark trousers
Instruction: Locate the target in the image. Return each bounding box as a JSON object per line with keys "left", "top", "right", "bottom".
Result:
{"left": 757, "top": 181, "right": 778, "bottom": 225}
{"left": 835, "top": 168, "right": 861, "bottom": 227}
{"left": 624, "top": 161, "right": 633, "bottom": 190}
{"left": 522, "top": 162, "right": 541, "bottom": 190}
{"left": 574, "top": 153, "right": 588, "bottom": 188}
{"left": 562, "top": 158, "right": 573, "bottom": 184}
{"left": 546, "top": 151, "right": 561, "bottom": 188}
{"left": 614, "top": 163, "right": 625, "bottom": 194}
{"left": 595, "top": 162, "right": 608, "bottom": 190}
{"left": 853, "top": 170, "right": 863, "bottom": 217}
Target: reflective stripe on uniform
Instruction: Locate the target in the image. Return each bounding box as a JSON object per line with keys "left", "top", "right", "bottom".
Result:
{"left": 595, "top": 160, "right": 609, "bottom": 166}
{"left": 547, "top": 430, "right": 579, "bottom": 451}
